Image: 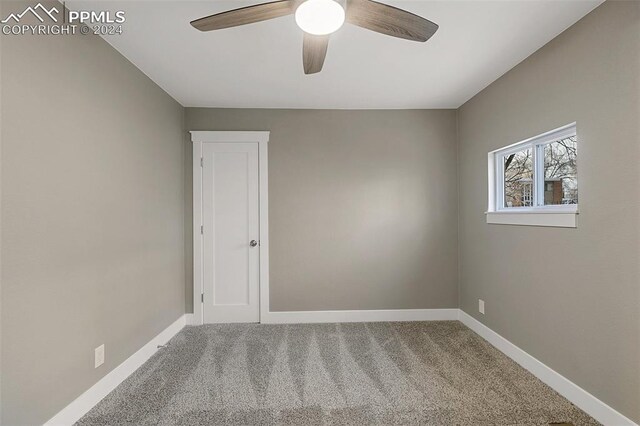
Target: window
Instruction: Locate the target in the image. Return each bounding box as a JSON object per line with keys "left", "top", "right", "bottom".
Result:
{"left": 503, "top": 147, "right": 533, "bottom": 208}
{"left": 487, "top": 123, "right": 578, "bottom": 227}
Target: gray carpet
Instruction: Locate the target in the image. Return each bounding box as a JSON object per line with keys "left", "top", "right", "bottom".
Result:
{"left": 77, "top": 321, "right": 598, "bottom": 425}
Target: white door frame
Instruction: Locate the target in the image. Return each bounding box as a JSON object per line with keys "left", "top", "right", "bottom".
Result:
{"left": 191, "top": 131, "right": 270, "bottom": 325}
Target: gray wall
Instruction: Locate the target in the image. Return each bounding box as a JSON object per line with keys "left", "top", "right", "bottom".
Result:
{"left": 457, "top": 1, "right": 639, "bottom": 423}
{"left": 0, "top": 1, "right": 4, "bottom": 420}
{"left": 186, "top": 109, "right": 458, "bottom": 312}
{"left": 0, "top": 2, "right": 186, "bottom": 423}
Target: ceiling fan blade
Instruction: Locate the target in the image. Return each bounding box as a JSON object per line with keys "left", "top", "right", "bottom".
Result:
{"left": 191, "top": 0, "right": 297, "bottom": 32}
{"left": 303, "top": 33, "right": 330, "bottom": 74}
{"left": 346, "top": 0, "right": 438, "bottom": 42}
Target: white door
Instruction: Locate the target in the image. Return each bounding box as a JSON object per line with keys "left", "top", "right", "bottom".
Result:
{"left": 202, "top": 142, "right": 260, "bottom": 323}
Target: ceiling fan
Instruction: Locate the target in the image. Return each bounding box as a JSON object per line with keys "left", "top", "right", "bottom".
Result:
{"left": 190, "top": 0, "right": 438, "bottom": 74}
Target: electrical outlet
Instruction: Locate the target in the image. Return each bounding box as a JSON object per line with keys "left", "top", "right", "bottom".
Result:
{"left": 95, "top": 344, "right": 105, "bottom": 368}
{"left": 479, "top": 299, "right": 485, "bottom": 315}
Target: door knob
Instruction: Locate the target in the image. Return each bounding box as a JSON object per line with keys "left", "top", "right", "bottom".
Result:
{"left": 250, "top": 240, "right": 258, "bottom": 247}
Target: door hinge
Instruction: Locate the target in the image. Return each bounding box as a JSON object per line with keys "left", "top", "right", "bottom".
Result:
{"left": 200, "top": 225, "right": 203, "bottom": 234}
{"left": 201, "top": 293, "right": 204, "bottom": 303}
{"left": 200, "top": 157, "right": 203, "bottom": 167}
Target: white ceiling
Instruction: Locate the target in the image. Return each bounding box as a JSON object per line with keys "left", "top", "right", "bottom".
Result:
{"left": 70, "top": 0, "right": 602, "bottom": 109}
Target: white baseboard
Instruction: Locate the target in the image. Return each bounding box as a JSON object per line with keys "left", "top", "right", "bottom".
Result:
{"left": 262, "top": 308, "right": 459, "bottom": 324}
{"left": 458, "top": 310, "right": 637, "bottom": 426}
{"left": 44, "top": 314, "right": 188, "bottom": 426}
{"left": 185, "top": 313, "right": 197, "bottom": 326}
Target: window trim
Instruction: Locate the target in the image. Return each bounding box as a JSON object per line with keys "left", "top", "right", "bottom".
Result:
{"left": 486, "top": 123, "right": 578, "bottom": 228}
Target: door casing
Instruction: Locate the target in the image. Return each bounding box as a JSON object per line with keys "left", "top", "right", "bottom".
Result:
{"left": 191, "top": 131, "right": 270, "bottom": 325}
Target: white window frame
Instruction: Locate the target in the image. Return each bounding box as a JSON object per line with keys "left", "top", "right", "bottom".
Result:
{"left": 487, "top": 123, "right": 578, "bottom": 228}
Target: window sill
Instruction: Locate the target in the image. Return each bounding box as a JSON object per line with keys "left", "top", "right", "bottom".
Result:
{"left": 486, "top": 209, "right": 578, "bottom": 228}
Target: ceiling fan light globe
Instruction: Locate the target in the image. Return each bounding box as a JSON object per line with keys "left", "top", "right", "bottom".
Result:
{"left": 295, "top": 0, "right": 345, "bottom": 36}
